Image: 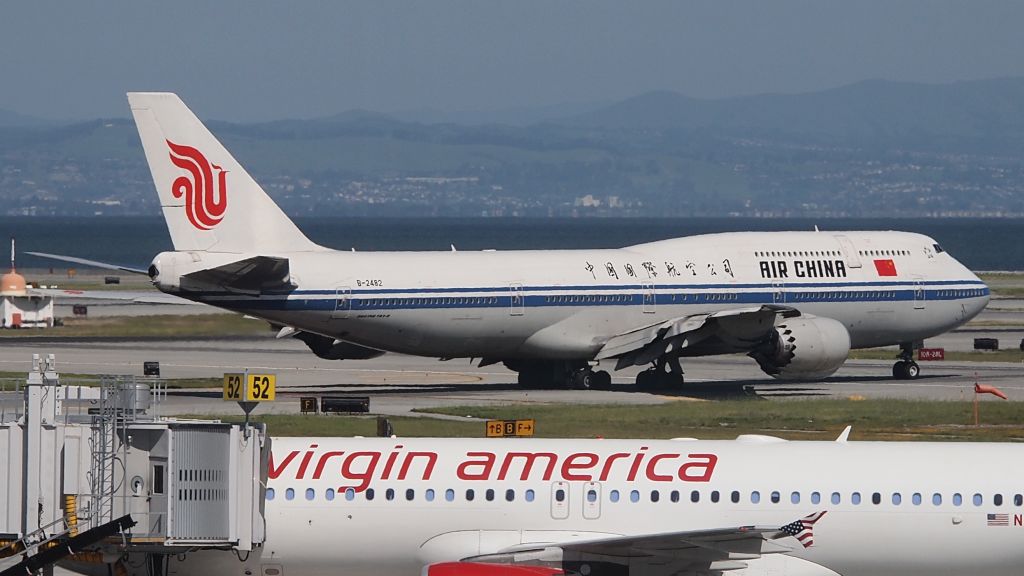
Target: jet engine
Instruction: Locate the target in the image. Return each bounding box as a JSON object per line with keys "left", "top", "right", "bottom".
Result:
{"left": 294, "top": 332, "right": 385, "bottom": 360}
{"left": 749, "top": 317, "right": 851, "bottom": 380}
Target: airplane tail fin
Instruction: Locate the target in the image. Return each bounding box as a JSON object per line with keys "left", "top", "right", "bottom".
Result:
{"left": 127, "top": 92, "right": 320, "bottom": 254}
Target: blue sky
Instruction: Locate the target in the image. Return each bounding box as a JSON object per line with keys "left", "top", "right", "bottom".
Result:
{"left": 2, "top": 1, "right": 1023, "bottom": 121}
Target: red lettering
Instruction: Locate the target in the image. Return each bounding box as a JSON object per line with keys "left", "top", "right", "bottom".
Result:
{"left": 561, "top": 453, "right": 599, "bottom": 481}
{"left": 457, "top": 452, "right": 495, "bottom": 480}
{"left": 498, "top": 452, "right": 557, "bottom": 481}
{"left": 296, "top": 444, "right": 318, "bottom": 479}
{"left": 341, "top": 452, "right": 381, "bottom": 492}
{"left": 268, "top": 450, "right": 299, "bottom": 480}
{"left": 381, "top": 445, "right": 402, "bottom": 480}
{"left": 679, "top": 453, "right": 718, "bottom": 482}
{"left": 398, "top": 452, "right": 437, "bottom": 480}
{"left": 645, "top": 453, "right": 679, "bottom": 482}
{"left": 1015, "top": 515, "right": 1022, "bottom": 527}
{"left": 627, "top": 447, "right": 649, "bottom": 481}
{"left": 312, "top": 451, "right": 346, "bottom": 480}
{"left": 599, "top": 453, "right": 631, "bottom": 481}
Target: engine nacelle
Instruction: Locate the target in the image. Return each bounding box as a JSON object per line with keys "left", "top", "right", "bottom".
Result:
{"left": 750, "top": 317, "right": 851, "bottom": 381}
{"left": 148, "top": 251, "right": 190, "bottom": 291}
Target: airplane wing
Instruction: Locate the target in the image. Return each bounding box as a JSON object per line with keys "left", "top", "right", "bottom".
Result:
{"left": 180, "top": 256, "right": 295, "bottom": 293}
{"left": 429, "top": 515, "right": 829, "bottom": 576}
{"left": 597, "top": 305, "right": 801, "bottom": 370}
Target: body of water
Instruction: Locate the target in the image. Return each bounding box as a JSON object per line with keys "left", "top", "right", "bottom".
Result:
{"left": 2, "top": 217, "right": 1019, "bottom": 272}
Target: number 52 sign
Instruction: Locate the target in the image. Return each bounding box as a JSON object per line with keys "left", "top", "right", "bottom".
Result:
{"left": 223, "top": 372, "right": 276, "bottom": 402}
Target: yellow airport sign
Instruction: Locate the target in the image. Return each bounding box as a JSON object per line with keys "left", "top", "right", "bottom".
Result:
{"left": 224, "top": 372, "right": 276, "bottom": 402}
{"left": 486, "top": 419, "right": 535, "bottom": 438}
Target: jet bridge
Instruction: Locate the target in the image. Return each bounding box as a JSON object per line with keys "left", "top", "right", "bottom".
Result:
{"left": 0, "top": 354, "right": 269, "bottom": 575}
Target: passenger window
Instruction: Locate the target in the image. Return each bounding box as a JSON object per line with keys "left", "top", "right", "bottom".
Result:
{"left": 770, "top": 491, "right": 780, "bottom": 504}
{"left": 406, "top": 489, "right": 415, "bottom": 501}
{"left": 525, "top": 489, "right": 535, "bottom": 502}
{"left": 912, "top": 493, "right": 922, "bottom": 505}
{"left": 731, "top": 491, "right": 740, "bottom": 503}
{"left": 691, "top": 490, "right": 700, "bottom": 503}
{"left": 650, "top": 491, "right": 660, "bottom": 503}
{"left": 285, "top": 488, "right": 295, "bottom": 501}
{"left": 953, "top": 493, "right": 962, "bottom": 506}
{"left": 891, "top": 493, "right": 901, "bottom": 505}
{"left": 386, "top": 488, "right": 395, "bottom": 501}
{"left": 831, "top": 492, "right": 841, "bottom": 505}
{"left": 973, "top": 494, "right": 983, "bottom": 506}
{"left": 466, "top": 489, "right": 476, "bottom": 501}
{"left": 266, "top": 487, "right": 276, "bottom": 501}
{"left": 670, "top": 490, "right": 680, "bottom": 503}
{"left": 305, "top": 488, "right": 315, "bottom": 501}
{"left": 485, "top": 489, "right": 495, "bottom": 502}
{"left": 630, "top": 490, "right": 640, "bottom": 503}
{"left": 751, "top": 491, "right": 761, "bottom": 504}
{"left": 554, "top": 489, "right": 565, "bottom": 503}
{"left": 609, "top": 490, "right": 619, "bottom": 503}
{"left": 425, "top": 489, "right": 435, "bottom": 502}
{"left": 345, "top": 488, "right": 355, "bottom": 501}
{"left": 365, "top": 488, "right": 375, "bottom": 501}
{"left": 1015, "top": 494, "right": 1023, "bottom": 507}
{"left": 445, "top": 489, "right": 455, "bottom": 502}
{"left": 790, "top": 492, "right": 800, "bottom": 504}
{"left": 811, "top": 491, "right": 821, "bottom": 505}
{"left": 933, "top": 493, "right": 942, "bottom": 505}
{"left": 506, "top": 489, "right": 515, "bottom": 502}
{"left": 872, "top": 493, "right": 881, "bottom": 505}
{"left": 711, "top": 491, "right": 720, "bottom": 503}
{"left": 851, "top": 492, "right": 861, "bottom": 505}
{"left": 995, "top": 494, "right": 1003, "bottom": 506}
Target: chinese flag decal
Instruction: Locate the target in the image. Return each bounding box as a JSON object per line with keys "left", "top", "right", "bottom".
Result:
{"left": 873, "top": 259, "right": 898, "bottom": 276}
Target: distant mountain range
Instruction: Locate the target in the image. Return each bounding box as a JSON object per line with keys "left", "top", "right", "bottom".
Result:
{"left": 2, "top": 77, "right": 1024, "bottom": 217}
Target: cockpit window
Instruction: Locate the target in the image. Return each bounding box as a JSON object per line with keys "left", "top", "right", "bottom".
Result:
{"left": 933, "top": 243, "right": 945, "bottom": 254}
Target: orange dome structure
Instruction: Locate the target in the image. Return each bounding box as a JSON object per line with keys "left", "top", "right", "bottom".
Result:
{"left": 1, "top": 269, "right": 27, "bottom": 296}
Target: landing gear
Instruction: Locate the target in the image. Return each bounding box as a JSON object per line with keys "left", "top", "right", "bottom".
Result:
{"left": 509, "top": 361, "right": 612, "bottom": 390}
{"left": 635, "top": 356, "right": 684, "bottom": 390}
{"left": 892, "top": 343, "right": 921, "bottom": 380}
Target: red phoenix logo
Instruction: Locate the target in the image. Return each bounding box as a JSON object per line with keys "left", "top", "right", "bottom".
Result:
{"left": 167, "top": 140, "right": 228, "bottom": 230}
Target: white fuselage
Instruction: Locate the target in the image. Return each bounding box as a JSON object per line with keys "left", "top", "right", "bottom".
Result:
{"left": 171, "top": 436, "right": 1024, "bottom": 576}
{"left": 168, "top": 230, "right": 988, "bottom": 361}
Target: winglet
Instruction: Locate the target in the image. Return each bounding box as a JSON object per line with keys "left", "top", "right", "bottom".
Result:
{"left": 835, "top": 425, "right": 852, "bottom": 443}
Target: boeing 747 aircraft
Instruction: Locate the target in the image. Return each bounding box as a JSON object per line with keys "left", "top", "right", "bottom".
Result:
{"left": 158, "top": 434, "right": 1024, "bottom": 576}
{"left": 37, "top": 93, "right": 990, "bottom": 388}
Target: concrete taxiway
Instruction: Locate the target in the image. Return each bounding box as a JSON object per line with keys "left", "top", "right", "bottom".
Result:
{"left": 0, "top": 324, "right": 1021, "bottom": 419}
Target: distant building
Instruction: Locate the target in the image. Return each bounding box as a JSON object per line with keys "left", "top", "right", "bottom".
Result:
{"left": 1, "top": 238, "right": 53, "bottom": 328}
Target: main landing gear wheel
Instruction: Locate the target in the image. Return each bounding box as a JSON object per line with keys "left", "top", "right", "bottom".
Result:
{"left": 592, "top": 370, "right": 612, "bottom": 390}
{"left": 892, "top": 360, "right": 920, "bottom": 380}
{"left": 635, "top": 368, "right": 683, "bottom": 390}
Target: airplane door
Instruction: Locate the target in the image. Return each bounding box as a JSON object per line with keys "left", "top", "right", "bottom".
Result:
{"left": 772, "top": 281, "right": 786, "bottom": 304}
{"left": 835, "top": 235, "right": 863, "bottom": 268}
{"left": 642, "top": 282, "right": 656, "bottom": 314}
{"left": 509, "top": 283, "right": 525, "bottom": 316}
{"left": 914, "top": 278, "right": 926, "bottom": 310}
{"left": 550, "top": 481, "right": 569, "bottom": 519}
{"left": 583, "top": 482, "right": 602, "bottom": 519}
{"left": 332, "top": 286, "right": 352, "bottom": 319}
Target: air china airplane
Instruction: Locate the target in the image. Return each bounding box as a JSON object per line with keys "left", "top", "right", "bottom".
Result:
{"left": 37, "top": 93, "right": 990, "bottom": 389}
{"left": 167, "top": 434, "right": 1024, "bottom": 576}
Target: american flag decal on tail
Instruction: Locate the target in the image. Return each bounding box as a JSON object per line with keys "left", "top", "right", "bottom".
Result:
{"left": 780, "top": 511, "right": 828, "bottom": 548}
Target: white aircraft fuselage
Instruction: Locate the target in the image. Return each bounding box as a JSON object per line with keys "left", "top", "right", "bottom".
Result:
{"left": 160, "top": 230, "right": 987, "bottom": 359}
{"left": 172, "top": 436, "right": 1024, "bottom": 576}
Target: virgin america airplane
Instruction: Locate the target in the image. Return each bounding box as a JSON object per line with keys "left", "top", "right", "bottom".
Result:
{"left": 36, "top": 93, "right": 990, "bottom": 388}
{"left": 163, "top": 434, "right": 1024, "bottom": 576}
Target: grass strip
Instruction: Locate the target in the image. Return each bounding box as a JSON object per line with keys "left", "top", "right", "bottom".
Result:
{"left": 178, "top": 398, "right": 1024, "bottom": 441}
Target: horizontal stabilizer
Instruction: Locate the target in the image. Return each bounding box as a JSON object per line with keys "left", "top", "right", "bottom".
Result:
{"left": 26, "top": 252, "right": 148, "bottom": 275}
{"left": 182, "top": 255, "right": 294, "bottom": 293}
